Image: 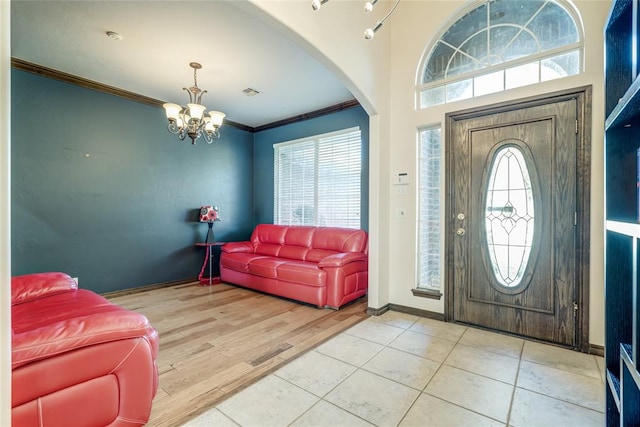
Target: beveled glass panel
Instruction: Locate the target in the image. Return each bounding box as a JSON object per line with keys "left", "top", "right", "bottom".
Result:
{"left": 441, "top": 3, "right": 487, "bottom": 47}
{"left": 485, "top": 145, "right": 535, "bottom": 288}
{"left": 447, "top": 50, "right": 483, "bottom": 78}
{"left": 541, "top": 49, "right": 580, "bottom": 81}
{"left": 489, "top": 25, "right": 521, "bottom": 59}
{"left": 502, "top": 31, "right": 538, "bottom": 61}
{"left": 528, "top": 2, "right": 579, "bottom": 49}
{"left": 446, "top": 79, "right": 473, "bottom": 103}
{"left": 423, "top": 42, "right": 455, "bottom": 83}
{"left": 474, "top": 70, "right": 504, "bottom": 96}
{"left": 420, "top": 86, "right": 445, "bottom": 108}
{"left": 505, "top": 62, "right": 540, "bottom": 89}
{"left": 489, "top": 0, "right": 545, "bottom": 27}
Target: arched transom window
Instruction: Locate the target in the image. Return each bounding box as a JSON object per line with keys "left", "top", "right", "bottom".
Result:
{"left": 417, "top": 0, "right": 583, "bottom": 108}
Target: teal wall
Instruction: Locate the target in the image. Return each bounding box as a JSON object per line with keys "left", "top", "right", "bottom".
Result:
{"left": 11, "top": 69, "right": 369, "bottom": 293}
{"left": 11, "top": 69, "right": 254, "bottom": 293}
{"left": 253, "top": 107, "right": 370, "bottom": 230}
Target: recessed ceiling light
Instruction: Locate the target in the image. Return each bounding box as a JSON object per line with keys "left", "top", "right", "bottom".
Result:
{"left": 242, "top": 88, "right": 260, "bottom": 97}
{"left": 106, "top": 31, "right": 123, "bottom": 41}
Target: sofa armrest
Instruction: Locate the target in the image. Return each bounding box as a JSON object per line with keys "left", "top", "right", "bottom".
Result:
{"left": 12, "top": 309, "right": 157, "bottom": 369}
{"left": 318, "top": 252, "right": 367, "bottom": 268}
{"left": 222, "top": 241, "right": 255, "bottom": 253}
{"left": 11, "top": 272, "right": 78, "bottom": 306}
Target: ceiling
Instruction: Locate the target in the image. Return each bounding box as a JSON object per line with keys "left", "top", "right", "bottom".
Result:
{"left": 10, "top": 1, "right": 356, "bottom": 130}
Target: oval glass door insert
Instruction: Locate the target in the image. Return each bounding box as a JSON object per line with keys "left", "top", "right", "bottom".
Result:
{"left": 485, "top": 145, "right": 535, "bottom": 288}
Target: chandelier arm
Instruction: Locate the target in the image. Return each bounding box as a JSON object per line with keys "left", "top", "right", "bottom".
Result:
{"left": 196, "top": 89, "right": 207, "bottom": 106}
{"left": 202, "top": 130, "right": 214, "bottom": 144}
{"left": 183, "top": 87, "right": 195, "bottom": 104}
{"left": 167, "top": 122, "right": 181, "bottom": 135}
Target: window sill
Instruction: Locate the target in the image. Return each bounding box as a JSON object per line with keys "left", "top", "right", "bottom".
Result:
{"left": 411, "top": 288, "right": 442, "bottom": 300}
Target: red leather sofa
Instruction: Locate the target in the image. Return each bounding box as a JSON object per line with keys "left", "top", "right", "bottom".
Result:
{"left": 220, "top": 224, "right": 368, "bottom": 309}
{"left": 11, "top": 272, "right": 159, "bottom": 426}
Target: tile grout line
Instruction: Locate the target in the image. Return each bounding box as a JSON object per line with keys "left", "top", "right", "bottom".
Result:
{"left": 504, "top": 339, "right": 525, "bottom": 427}
{"left": 280, "top": 316, "right": 417, "bottom": 426}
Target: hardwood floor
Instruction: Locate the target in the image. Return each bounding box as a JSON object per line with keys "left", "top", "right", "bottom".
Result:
{"left": 107, "top": 281, "right": 369, "bottom": 427}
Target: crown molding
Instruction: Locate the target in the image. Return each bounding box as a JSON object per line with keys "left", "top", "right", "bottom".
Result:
{"left": 11, "top": 58, "right": 360, "bottom": 133}
{"left": 252, "top": 99, "right": 361, "bottom": 132}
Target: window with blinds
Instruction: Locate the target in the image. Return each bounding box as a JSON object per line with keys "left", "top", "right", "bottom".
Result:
{"left": 418, "top": 127, "right": 441, "bottom": 290}
{"left": 274, "top": 127, "right": 362, "bottom": 228}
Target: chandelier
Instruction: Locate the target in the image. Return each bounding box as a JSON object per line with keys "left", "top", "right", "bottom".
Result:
{"left": 311, "top": 0, "right": 400, "bottom": 40}
{"left": 162, "top": 62, "right": 226, "bottom": 145}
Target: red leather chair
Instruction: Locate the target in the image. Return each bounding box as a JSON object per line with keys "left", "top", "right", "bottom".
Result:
{"left": 11, "top": 272, "right": 158, "bottom": 426}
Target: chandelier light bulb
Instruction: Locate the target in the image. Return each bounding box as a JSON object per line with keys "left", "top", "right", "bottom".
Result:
{"left": 209, "top": 111, "right": 226, "bottom": 127}
{"left": 187, "top": 103, "right": 206, "bottom": 121}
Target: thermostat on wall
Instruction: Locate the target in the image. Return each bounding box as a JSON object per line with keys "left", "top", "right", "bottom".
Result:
{"left": 393, "top": 172, "right": 409, "bottom": 185}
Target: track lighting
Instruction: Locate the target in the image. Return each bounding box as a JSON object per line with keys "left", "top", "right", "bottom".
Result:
{"left": 364, "top": 0, "right": 378, "bottom": 12}
{"left": 311, "top": 0, "right": 329, "bottom": 11}
{"left": 364, "top": 0, "right": 400, "bottom": 40}
{"left": 312, "top": 0, "right": 400, "bottom": 40}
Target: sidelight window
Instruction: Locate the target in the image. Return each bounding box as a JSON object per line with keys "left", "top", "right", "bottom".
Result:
{"left": 418, "top": 127, "right": 442, "bottom": 290}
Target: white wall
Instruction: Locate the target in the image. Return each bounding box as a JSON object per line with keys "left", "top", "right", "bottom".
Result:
{"left": 1, "top": 0, "right": 11, "bottom": 423}
{"left": 251, "top": 0, "right": 609, "bottom": 346}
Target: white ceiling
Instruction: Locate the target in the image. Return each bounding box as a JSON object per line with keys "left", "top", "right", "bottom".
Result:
{"left": 10, "top": 1, "right": 356, "bottom": 129}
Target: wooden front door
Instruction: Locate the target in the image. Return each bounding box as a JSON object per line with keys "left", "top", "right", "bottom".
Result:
{"left": 446, "top": 92, "right": 588, "bottom": 347}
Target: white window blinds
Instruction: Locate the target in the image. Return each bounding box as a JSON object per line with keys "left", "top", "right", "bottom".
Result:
{"left": 274, "top": 127, "right": 361, "bottom": 228}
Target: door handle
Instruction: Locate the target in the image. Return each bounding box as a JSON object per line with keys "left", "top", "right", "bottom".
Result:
{"left": 456, "top": 228, "right": 466, "bottom": 236}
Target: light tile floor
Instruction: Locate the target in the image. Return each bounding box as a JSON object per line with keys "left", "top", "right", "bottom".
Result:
{"left": 184, "top": 311, "right": 605, "bottom": 427}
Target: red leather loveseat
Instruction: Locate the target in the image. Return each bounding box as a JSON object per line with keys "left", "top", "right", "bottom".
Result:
{"left": 11, "top": 272, "right": 159, "bottom": 426}
{"left": 220, "top": 224, "right": 368, "bottom": 309}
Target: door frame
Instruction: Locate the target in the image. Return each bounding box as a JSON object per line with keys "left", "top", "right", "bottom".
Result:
{"left": 444, "top": 86, "right": 592, "bottom": 352}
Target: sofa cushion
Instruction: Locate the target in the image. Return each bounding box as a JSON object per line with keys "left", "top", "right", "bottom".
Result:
{"left": 247, "top": 257, "right": 288, "bottom": 279}
{"left": 305, "top": 248, "right": 339, "bottom": 263}
{"left": 254, "top": 242, "right": 282, "bottom": 257}
{"left": 311, "top": 227, "right": 367, "bottom": 253}
{"left": 284, "top": 226, "right": 315, "bottom": 245}
{"left": 252, "top": 224, "right": 287, "bottom": 245}
{"left": 278, "top": 245, "right": 310, "bottom": 261}
{"left": 276, "top": 261, "right": 326, "bottom": 286}
{"left": 221, "top": 252, "right": 267, "bottom": 273}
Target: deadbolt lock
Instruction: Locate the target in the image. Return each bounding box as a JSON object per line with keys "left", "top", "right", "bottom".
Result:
{"left": 457, "top": 213, "right": 465, "bottom": 220}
